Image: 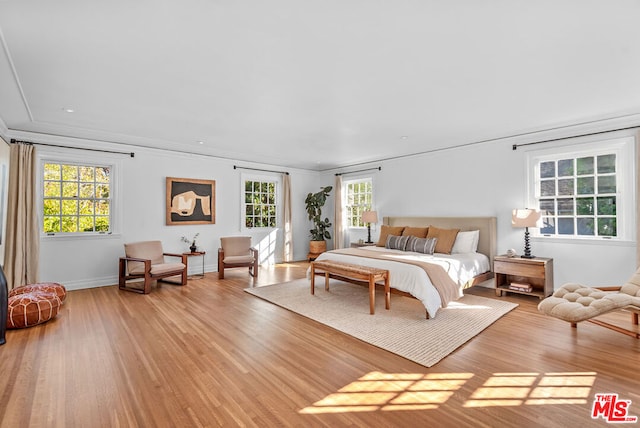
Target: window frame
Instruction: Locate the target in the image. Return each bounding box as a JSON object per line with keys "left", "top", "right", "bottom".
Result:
{"left": 344, "top": 176, "right": 374, "bottom": 229}
{"left": 525, "top": 136, "right": 635, "bottom": 242}
{"left": 240, "top": 172, "right": 281, "bottom": 231}
{"left": 38, "top": 149, "right": 121, "bottom": 239}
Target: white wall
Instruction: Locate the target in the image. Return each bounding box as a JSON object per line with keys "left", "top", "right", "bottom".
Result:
{"left": 325, "top": 135, "right": 637, "bottom": 289}
{"left": 11, "top": 128, "right": 640, "bottom": 291}
{"left": 37, "top": 141, "right": 322, "bottom": 290}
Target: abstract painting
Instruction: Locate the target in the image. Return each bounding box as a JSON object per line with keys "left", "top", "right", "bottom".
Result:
{"left": 166, "top": 177, "right": 216, "bottom": 225}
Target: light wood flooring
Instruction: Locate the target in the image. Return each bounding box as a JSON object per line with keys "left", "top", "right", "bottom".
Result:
{"left": 1, "top": 262, "right": 639, "bottom": 427}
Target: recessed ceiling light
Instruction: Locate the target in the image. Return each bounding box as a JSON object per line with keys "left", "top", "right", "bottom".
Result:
{"left": 62, "top": 108, "right": 75, "bottom": 113}
{"left": 198, "top": 141, "right": 204, "bottom": 145}
{"left": 400, "top": 135, "right": 409, "bottom": 139}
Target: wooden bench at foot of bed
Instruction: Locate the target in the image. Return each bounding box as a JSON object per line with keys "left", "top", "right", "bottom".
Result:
{"left": 310, "top": 260, "right": 390, "bottom": 315}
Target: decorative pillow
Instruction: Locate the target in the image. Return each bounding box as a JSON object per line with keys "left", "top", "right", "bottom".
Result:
{"left": 451, "top": 230, "right": 480, "bottom": 254}
{"left": 401, "top": 227, "right": 429, "bottom": 238}
{"left": 407, "top": 236, "right": 438, "bottom": 254}
{"left": 386, "top": 235, "right": 410, "bottom": 251}
{"left": 426, "top": 226, "right": 460, "bottom": 254}
{"left": 377, "top": 225, "right": 405, "bottom": 247}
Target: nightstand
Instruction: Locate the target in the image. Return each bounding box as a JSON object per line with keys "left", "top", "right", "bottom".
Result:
{"left": 494, "top": 255, "right": 554, "bottom": 299}
{"left": 350, "top": 242, "right": 377, "bottom": 248}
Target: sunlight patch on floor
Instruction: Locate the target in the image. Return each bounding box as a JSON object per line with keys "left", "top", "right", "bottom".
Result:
{"left": 446, "top": 302, "right": 492, "bottom": 310}
{"left": 464, "top": 371, "right": 595, "bottom": 407}
{"left": 300, "top": 372, "right": 473, "bottom": 414}
{"left": 299, "top": 371, "right": 597, "bottom": 414}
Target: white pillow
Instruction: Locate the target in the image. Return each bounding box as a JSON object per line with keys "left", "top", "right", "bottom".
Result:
{"left": 451, "top": 230, "right": 479, "bottom": 254}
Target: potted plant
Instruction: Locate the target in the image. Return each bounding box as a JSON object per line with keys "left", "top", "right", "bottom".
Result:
{"left": 181, "top": 233, "right": 200, "bottom": 253}
{"left": 305, "top": 185, "right": 332, "bottom": 256}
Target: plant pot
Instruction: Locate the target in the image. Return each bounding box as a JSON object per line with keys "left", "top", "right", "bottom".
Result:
{"left": 190, "top": 244, "right": 197, "bottom": 253}
{"left": 309, "top": 240, "right": 327, "bottom": 255}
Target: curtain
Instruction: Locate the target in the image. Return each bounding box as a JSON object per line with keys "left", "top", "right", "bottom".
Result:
{"left": 636, "top": 130, "right": 640, "bottom": 268}
{"left": 334, "top": 175, "right": 344, "bottom": 249}
{"left": 4, "top": 143, "right": 39, "bottom": 289}
{"left": 282, "top": 173, "right": 293, "bottom": 262}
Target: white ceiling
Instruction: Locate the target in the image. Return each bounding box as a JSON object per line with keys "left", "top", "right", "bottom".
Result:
{"left": 1, "top": 1, "right": 640, "bottom": 171}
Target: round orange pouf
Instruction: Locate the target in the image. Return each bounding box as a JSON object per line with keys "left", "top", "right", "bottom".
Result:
{"left": 9, "top": 282, "right": 67, "bottom": 303}
{"left": 6, "top": 291, "right": 62, "bottom": 329}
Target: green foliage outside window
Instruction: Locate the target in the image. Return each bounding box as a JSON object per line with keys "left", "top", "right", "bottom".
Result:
{"left": 538, "top": 154, "right": 616, "bottom": 237}
{"left": 346, "top": 179, "right": 372, "bottom": 227}
{"left": 244, "top": 180, "right": 276, "bottom": 228}
{"left": 43, "top": 163, "right": 111, "bottom": 233}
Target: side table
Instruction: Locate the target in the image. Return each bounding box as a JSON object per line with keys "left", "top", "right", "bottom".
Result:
{"left": 494, "top": 255, "right": 553, "bottom": 299}
{"left": 183, "top": 251, "right": 206, "bottom": 279}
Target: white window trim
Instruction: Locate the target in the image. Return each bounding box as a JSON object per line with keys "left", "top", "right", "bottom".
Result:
{"left": 343, "top": 175, "right": 374, "bottom": 230}
{"left": 239, "top": 172, "right": 281, "bottom": 231}
{"left": 525, "top": 135, "right": 635, "bottom": 242}
{"left": 37, "top": 148, "right": 122, "bottom": 240}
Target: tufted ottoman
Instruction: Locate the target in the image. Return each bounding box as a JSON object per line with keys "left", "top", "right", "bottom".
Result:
{"left": 538, "top": 281, "right": 640, "bottom": 338}
{"left": 6, "top": 283, "right": 66, "bottom": 329}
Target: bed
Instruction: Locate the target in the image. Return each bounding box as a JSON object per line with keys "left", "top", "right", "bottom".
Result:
{"left": 310, "top": 216, "right": 497, "bottom": 318}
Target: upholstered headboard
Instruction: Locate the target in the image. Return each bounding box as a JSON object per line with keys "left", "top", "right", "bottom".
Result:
{"left": 383, "top": 216, "right": 497, "bottom": 261}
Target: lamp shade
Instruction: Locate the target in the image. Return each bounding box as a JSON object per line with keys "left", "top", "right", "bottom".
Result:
{"left": 512, "top": 209, "right": 541, "bottom": 228}
{"left": 362, "top": 211, "right": 378, "bottom": 224}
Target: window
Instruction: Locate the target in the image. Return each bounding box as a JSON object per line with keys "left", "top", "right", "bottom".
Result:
{"left": 42, "top": 162, "right": 112, "bottom": 234}
{"left": 345, "top": 178, "right": 373, "bottom": 227}
{"left": 244, "top": 179, "right": 277, "bottom": 228}
{"left": 527, "top": 137, "right": 634, "bottom": 241}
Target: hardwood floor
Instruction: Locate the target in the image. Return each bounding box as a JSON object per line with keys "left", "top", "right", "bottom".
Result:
{"left": 1, "top": 262, "right": 638, "bottom": 427}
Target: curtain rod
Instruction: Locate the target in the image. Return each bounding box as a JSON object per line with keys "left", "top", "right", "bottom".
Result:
{"left": 335, "top": 166, "right": 381, "bottom": 176}
{"left": 233, "top": 165, "right": 289, "bottom": 175}
{"left": 511, "top": 125, "right": 639, "bottom": 150}
{"left": 10, "top": 139, "right": 135, "bottom": 157}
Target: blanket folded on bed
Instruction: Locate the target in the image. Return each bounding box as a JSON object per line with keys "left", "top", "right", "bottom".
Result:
{"left": 330, "top": 248, "right": 460, "bottom": 307}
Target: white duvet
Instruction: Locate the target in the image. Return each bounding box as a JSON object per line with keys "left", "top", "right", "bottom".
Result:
{"left": 309, "top": 246, "right": 491, "bottom": 318}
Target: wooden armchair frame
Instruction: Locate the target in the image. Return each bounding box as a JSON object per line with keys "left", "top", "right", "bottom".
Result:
{"left": 539, "top": 283, "right": 640, "bottom": 339}
{"left": 217, "top": 247, "right": 259, "bottom": 279}
{"left": 119, "top": 252, "right": 188, "bottom": 294}
{"left": 575, "top": 286, "right": 640, "bottom": 339}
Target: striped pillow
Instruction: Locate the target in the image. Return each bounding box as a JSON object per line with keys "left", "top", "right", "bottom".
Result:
{"left": 385, "top": 235, "right": 410, "bottom": 251}
{"left": 407, "top": 236, "right": 437, "bottom": 254}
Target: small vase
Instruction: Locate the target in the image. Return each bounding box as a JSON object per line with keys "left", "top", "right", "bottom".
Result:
{"left": 190, "top": 244, "right": 197, "bottom": 253}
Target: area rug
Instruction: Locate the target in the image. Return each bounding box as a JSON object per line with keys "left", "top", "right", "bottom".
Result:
{"left": 245, "top": 278, "right": 518, "bottom": 367}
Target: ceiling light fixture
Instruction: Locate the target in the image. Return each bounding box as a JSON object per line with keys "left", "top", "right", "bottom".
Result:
{"left": 62, "top": 108, "right": 75, "bottom": 113}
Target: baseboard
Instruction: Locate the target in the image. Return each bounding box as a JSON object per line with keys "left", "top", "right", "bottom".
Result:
{"left": 57, "top": 261, "right": 284, "bottom": 291}
{"left": 62, "top": 276, "right": 119, "bottom": 291}
{"left": 59, "top": 263, "right": 219, "bottom": 291}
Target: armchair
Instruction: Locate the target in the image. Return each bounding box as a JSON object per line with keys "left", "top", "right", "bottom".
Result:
{"left": 119, "top": 240, "right": 187, "bottom": 294}
{"left": 218, "top": 236, "right": 258, "bottom": 279}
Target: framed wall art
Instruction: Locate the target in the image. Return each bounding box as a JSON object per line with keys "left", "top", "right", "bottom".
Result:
{"left": 166, "top": 177, "right": 216, "bottom": 225}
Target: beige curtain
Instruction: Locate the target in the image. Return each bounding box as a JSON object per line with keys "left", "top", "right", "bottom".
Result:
{"left": 636, "top": 130, "right": 640, "bottom": 268}
{"left": 282, "top": 173, "right": 293, "bottom": 262}
{"left": 4, "top": 143, "right": 39, "bottom": 289}
{"left": 334, "top": 175, "right": 344, "bottom": 249}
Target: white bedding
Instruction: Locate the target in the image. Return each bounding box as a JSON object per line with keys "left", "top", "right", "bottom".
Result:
{"left": 309, "top": 247, "right": 491, "bottom": 318}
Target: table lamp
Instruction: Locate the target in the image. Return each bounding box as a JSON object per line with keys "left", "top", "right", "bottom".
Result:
{"left": 362, "top": 211, "right": 378, "bottom": 244}
{"left": 512, "top": 208, "right": 541, "bottom": 259}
